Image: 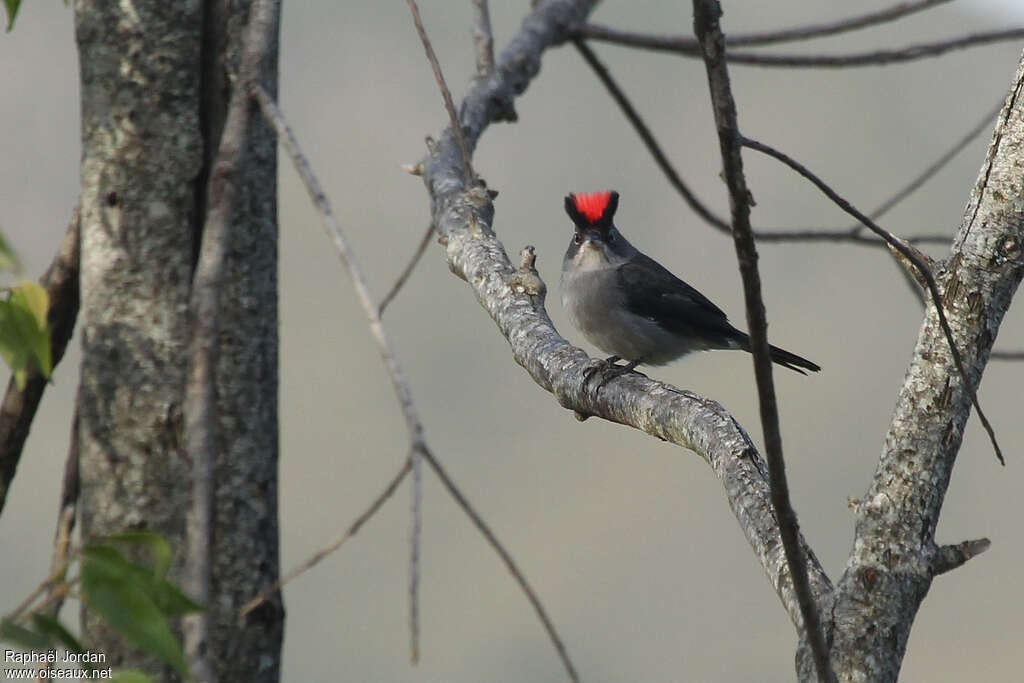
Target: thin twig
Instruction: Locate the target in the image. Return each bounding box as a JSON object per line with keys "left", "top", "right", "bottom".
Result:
{"left": 990, "top": 350, "right": 1024, "bottom": 360}
{"left": 407, "top": 0, "right": 474, "bottom": 184}
{"left": 36, "top": 404, "right": 80, "bottom": 621}
{"left": 182, "top": 3, "right": 281, "bottom": 680}
{"left": 741, "top": 136, "right": 1004, "bottom": 465}
{"left": 581, "top": 24, "right": 1024, "bottom": 68}
{"left": 573, "top": 39, "right": 954, "bottom": 247}
{"left": 420, "top": 445, "right": 579, "bottom": 683}
{"left": 572, "top": 38, "right": 729, "bottom": 232}
{"left": 255, "top": 86, "right": 429, "bottom": 663}
{"left": 240, "top": 457, "right": 413, "bottom": 618}
{"left": 583, "top": 1, "right": 952, "bottom": 51}
{"left": 379, "top": 224, "right": 435, "bottom": 314}
{"left": 0, "top": 207, "right": 80, "bottom": 516}
{"left": 692, "top": 3, "right": 836, "bottom": 681}
{"left": 472, "top": 0, "right": 495, "bottom": 76}
{"left": 725, "top": 0, "right": 952, "bottom": 47}
{"left": 409, "top": 443, "right": 422, "bottom": 664}
{"left": 258, "top": 75, "right": 577, "bottom": 680}
{"left": 857, "top": 100, "right": 1004, "bottom": 229}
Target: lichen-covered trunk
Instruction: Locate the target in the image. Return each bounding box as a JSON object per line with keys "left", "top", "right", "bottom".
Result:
{"left": 74, "top": 1, "right": 282, "bottom": 680}
{"left": 797, "top": 52, "right": 1024, "bottom": 682}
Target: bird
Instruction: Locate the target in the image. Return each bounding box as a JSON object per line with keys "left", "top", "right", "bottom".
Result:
{"left": 559, "top": 190, "right": 820, "bottom": 386}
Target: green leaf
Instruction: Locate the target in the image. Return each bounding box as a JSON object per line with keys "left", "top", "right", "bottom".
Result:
{"left": 0, "top": 231, "right": 20, "bottom": 272}
{"left": 81, "top": 546, "right": 189, "bottom": 677}
{"left": 0, "top": 282, "right": 51, "bottom": 389}
{"left": 97, "top": 532, "right": 202, "bottom": 615}
{"left": 11, "top": 281, "right": 48, "bottom": 329}
{"left": 110, "top": 671, "right": 154, "bottom": 683}
{"left": 0, "top": 616, "right": 50, "bottom": 650}
{"left": 30, "top": 613, "right": 85, "bottom": 654}
{"left": 103, "top": 531, "right": 173, "bottom": 579}
{"left": 4, "top": 0, "right": 21, "bottom": 33}
{"left": 149, "top": 578, "right": 203, "bottom": 617}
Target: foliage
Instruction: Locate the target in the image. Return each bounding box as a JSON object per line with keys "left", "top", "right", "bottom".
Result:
{"left": 3, "top": 0, "right": 19, "bottom": 32}
{"left": 1, "top": 531, "right": 202, "bottom": 682}
{"left": 0, "top": 231, "right": 52, "bottom": 389}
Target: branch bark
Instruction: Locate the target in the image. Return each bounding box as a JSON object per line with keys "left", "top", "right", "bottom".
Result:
{"left": 692, "top": 2, "right": 834, "bottom": 680}
{"left": 815, "top": 52, "right": 1024, "bottom": 682}
{"left": 0, "top": 208, "right": 80, "bottom": 515}
{"left": 420, "top": 0, "right": 832, "bottom": 634}
{"left": 182, "top": 1, "right": 281, "bottom": 680}
{"left": 75, "top": 1, "right": 283, "bottom": 678}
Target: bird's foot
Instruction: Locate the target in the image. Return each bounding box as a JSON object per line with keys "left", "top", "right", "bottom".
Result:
{"left": 584, "top": 356, "right": 645, "bottom": 393}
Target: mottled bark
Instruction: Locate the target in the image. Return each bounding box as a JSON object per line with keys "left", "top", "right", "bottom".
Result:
{"left": 811, "top": 53, "right": 1024, "bottom": 682}
{"left": 74, "top": 0, "right": 281, "bottom": 680}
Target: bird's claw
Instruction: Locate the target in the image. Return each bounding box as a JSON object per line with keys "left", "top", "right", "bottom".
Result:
{"left": 583, "top": 356, "right": 644, "bottom": 393}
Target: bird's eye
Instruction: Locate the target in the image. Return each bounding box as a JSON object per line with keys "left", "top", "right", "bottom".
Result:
{"left": 573, "top": 233, "right": 582, "bottom": 244}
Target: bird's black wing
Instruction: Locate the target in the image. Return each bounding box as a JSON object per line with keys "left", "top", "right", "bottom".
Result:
{"left": 616, "top": 253, "right": 743, "bottom": 346}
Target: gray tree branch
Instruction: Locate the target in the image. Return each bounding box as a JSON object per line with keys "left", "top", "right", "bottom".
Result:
{"left": 420, "top": 0, "right": 833, "bottom": 635}
{"left": 182, "top": 1, "right": 280, "bottom": 680}
{"left": 75, "top": 1, "right": 283, "bottom": 678}
{"left": 255, "top": 84, "right": 580, "bottom": 679}
{"left": 816, "top": 52, "right": 1024, "bottom": 682}
{"left": 0, "top": 207, "right": 80, "bottom": 516}
{"left": 580, "top": 23, "right": 1024, "bottom": 68}
{"left": 691, "top": 1, "right": 835, "bottom": 679}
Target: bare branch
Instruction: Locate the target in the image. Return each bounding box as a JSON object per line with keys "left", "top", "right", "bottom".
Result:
{"left": 692, "top": 3, "right": 835, "bottom": 681}
{"left": 406, "top": 0, "right": 474, "bottom": 184}
{"left": 379, "top": 224, "right": 435, "bottom": 314}
{"left": 741, "top": 136, "right": 1004, "bottom": 465}
{"left": 0, "top": 207, "right": 80, "bottom": 516}
{"left": 409, "top": 442, "right": 422, "bottom": 664}
{"left": 419, "top": 444, "right": 578, "bottom": 683}
{"left": 255, "top": 84, "right": 429, "bottom": 662}
{"left": 182, "top": 2, "right": 281, "bottom": 680}
{"left": 421, "top": 0, "right": 833, "bottom": 642}
{"left": 572, "top": 38, "right": 729, "bottom": 232}
{"left": 990, "top": 349, "right": 1024, "bottom": 360}
{"left": 932, "top": 538, "right": 991, "bottom": 576}
{"left": 822, "top": 58, "right": 1024, "bottom": 680}
{"left": 240, "top": 457, "right": 412, "bottom": 618}
{"left": 35, "top": 405, "right": 81, "bottom": 622}
{"left": 724, "top": 0, "right": 952, "bottom": 47}
{"left": 472, "top": 0, "right": 495, "bottom": 76}
{"left": 583, "top": 1, "right": 953, "bottom": 52}
{"left": 256, "top": 85, "right": 576, "bottom": 677}
{"left": 859, "top": 100, "right": 1004, "bottom": 227}
{"left": 573, "top": 40, "right": 954, "bottom": 247}
{"left": 255, "top": 86, "right": 428, "bottom": 473}
{"left": 581, "top": 24, "right": 1024, "bottom": 68}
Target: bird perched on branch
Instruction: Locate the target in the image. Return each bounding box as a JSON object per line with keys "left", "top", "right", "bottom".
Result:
{"left": 560, "top": 190, "right": 820, "bottom": 386}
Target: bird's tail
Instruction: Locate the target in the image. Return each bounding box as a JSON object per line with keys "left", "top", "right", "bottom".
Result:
{"left": 767, "top": 343, "right": 820, "bottom": 375}
{"left": 734, "top": 334, "right": 821, "bottom": 375}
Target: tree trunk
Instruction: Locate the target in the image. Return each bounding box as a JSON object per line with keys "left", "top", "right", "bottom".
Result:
{"left": 74, "top": 1, "right": 282, "bottom": 679}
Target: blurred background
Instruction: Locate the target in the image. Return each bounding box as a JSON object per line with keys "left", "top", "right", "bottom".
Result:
{"left": 2, "top": 1, "right": 1023, "bottom": 680}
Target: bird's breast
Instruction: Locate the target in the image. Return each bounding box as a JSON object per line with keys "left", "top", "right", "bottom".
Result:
{"left": 561, "top": 265, "right": 691, "bottom": 364}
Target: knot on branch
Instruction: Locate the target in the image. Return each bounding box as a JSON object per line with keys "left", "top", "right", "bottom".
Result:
{"left": 932, "top": 538, "right": 991, "bottom": 576}
{"left": 507, "top": 245, "right": 547, "bottom": 299}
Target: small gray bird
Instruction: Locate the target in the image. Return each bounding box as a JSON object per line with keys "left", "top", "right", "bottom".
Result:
{"left": 560, "top": 190, "right": 820, "bottom": 383}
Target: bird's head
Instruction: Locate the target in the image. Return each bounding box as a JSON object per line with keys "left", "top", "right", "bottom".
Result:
{"left": 564, "top": 191, "right": 632, "bottom": 268}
